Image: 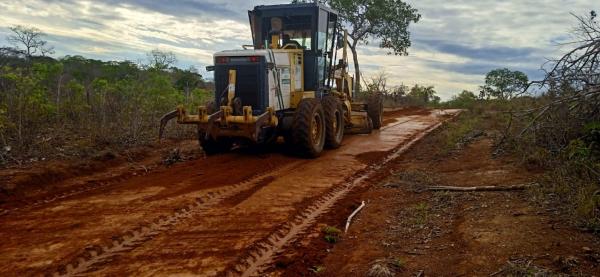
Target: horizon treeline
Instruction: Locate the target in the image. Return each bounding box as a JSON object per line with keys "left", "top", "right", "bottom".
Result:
{"left": 0, "top": 34, "right": 213, "bottom": 164}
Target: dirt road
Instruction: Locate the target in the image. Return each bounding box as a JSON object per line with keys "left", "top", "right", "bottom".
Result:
{"left": 0, "top": 109, "right": 458, "bottom": 276}
{"left": 274, "top": 116, "right": 600, "bottom": 276}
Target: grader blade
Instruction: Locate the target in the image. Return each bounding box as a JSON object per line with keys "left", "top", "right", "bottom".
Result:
{"left": 345, "top": 112, "right": 373, "bottom": 135}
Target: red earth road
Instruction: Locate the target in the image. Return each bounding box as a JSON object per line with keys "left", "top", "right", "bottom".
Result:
{"left": 0, "top": 109, "right": 459, "bottom": 276}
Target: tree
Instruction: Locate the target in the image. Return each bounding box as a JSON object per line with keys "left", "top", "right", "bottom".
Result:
{"left": 147, "top": 49, "right": 177, "bottom": 71}
{"left": 408, "top": 84, "right": 437, "bottom": 105}
{"left": 480, "top": 68, "right": 528, "bottom": 100}
{"left": 174, "top": 66, "right": 203, "bottom": 102}
{"left": 507, "top": 12, "right": 600, "bottom": 148}
{"left": 447, "top": 90, "right": 477, "bottom": 109}
{"left": 363, "top": 70, "right": 388, "bottom": 94}
{"left": 0, "top": 33, "right": 221, "bottom": 163}
{"left": 7, "top": 25, "right": 54, "bottom": 60}
{"left": 454, "top": 90, "right": 477, "bottom": 102}
{"left": 328, "top": 0, "right": 421, "bottom": 92}
{"left": 390, "top": 84, "right": 408, "bottom": 103}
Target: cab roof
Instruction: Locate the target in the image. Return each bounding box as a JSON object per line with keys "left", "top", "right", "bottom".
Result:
{"left": 252, "top": 2, "right": 338, "bottom": 16}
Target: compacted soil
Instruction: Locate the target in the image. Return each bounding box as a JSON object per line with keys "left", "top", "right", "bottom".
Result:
{"left": 0, "top": 109, "right": 459, "bottom": 276}
{"left": 272, "top": 122, "right": 600, "bottom": 276}
{"left": 4, "top": 108, "right": 595, "bottom": 277}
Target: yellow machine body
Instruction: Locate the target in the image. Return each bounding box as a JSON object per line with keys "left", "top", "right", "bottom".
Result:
{"left": 158, "top": 3, "right": 380, "bottom": 157}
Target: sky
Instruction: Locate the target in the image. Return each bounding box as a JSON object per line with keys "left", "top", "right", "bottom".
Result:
{"left": 0, "top": 0, "right": 595, "bottom": 100}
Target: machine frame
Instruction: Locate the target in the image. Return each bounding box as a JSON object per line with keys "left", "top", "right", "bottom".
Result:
{"left": 159, "top": 2, "right": 382, "bottom": 157}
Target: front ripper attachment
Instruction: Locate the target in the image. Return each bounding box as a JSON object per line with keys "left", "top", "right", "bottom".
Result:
{"left": 158, "top": 105, "right": 278, "bottom": 143}
{"left": 158, "top": 110, "right": 178, "bottom": 141}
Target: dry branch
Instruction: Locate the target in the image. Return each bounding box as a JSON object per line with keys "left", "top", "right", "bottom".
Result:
{"left": 427, "top": 183, "right": 538, "bottom": 192}
{"left": 345, "top": 201, "right": 366, "bottom": 233}
{"left": 496, "top": 12, "right": 600, "bottom": 153}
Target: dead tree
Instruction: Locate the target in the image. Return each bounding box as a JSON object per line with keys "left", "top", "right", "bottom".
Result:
{"left": 6, "top": 25, "right": 54, "bottom": 60}
{"left": 498, "top": 12, "right": 600, "bottom": 153}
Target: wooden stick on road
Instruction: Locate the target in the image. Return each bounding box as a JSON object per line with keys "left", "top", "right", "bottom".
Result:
{"left": 427, "top": 183, "right": 538, "bottom": 192}
{"left": 345, "top": 201, "right": 366, "bottom": 233}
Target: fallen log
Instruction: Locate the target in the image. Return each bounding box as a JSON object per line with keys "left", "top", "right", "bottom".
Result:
{"left": 427, "top": 183, "right": 538, "bottom": 192}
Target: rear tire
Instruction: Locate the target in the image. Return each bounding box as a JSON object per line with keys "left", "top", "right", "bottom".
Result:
{"left": 322, "top": 95, "right": 344, "bottom": 149}
{"left": 292, "top": 98, "right": 326, "bottom": 158}
{"left": 367, "top": 94, "right": 383, "bottom": 129}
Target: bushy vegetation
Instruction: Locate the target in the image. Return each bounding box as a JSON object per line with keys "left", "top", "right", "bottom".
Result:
{"left": 353, "top": 11, "right": 599, "bottom": 232}
{"left": 428, "top": 12, "right": 600, "bottom": 233}
{"left": 479, "top": 68, "right": 528, "bottom": 100}
{"left": 498, "top": 13, "right": 599, "bottom": 232}
{"left": 0, "top": 26, "right": 213, "bottom": 166}
{"left": 432, "top": 91, "right": 599, "bottom": 232}
{"left": 361, "top": 71, "right": 440, "bottom": 107}
{"left": 321, "top": 225, "right": 342, "bottom": 243}
{"left": 447, "top": 97, "right": 598, "bottom": 233}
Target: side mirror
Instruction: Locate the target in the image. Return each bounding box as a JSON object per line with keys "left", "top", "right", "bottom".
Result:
{"left": 206, "top": 65, "right": 215, "bottom": 72}
{"left": 266, "top": 62, "right": 275, "bottom": 70}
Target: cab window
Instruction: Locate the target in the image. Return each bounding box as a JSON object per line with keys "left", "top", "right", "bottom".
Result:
{"left": 261, "top": 15, "right": 313, "bottom": 50}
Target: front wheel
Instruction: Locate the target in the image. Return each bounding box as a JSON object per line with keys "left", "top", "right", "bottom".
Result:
{"left": 292, "top": 98, "right": 326, "bottom": 158}
{"left": 322, "top": 95, "right": 344, "bottom": 149}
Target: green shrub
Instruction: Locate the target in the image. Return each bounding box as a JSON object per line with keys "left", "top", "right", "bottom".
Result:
{"left": 321, "top": 225, "right": 342, "bottom": 243}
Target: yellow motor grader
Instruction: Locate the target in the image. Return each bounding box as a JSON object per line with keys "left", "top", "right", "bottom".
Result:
{"left": 160, "top": 2, "right": 382, "bottom": 158}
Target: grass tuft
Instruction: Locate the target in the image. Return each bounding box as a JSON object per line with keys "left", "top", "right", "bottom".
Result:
{"left": 412, "top": 202, "right": 430, "bottom": 226}
{"left": 309, "top": 265, "right": 326, "bottom": 273}
{"left": 321, "top": 225, "right": 342, "bottom": 243}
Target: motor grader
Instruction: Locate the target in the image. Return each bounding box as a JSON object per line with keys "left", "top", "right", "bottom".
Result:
{"left": 159, "top": 2, "right": 382, "bottom": 158}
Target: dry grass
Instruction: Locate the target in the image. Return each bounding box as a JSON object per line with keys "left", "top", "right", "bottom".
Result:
{"left": 366, "top": 262, "right": 394, "bottom": 277}
{"left": 492, "top": 259, "right": 556, "bottom": 277}
{"left": 366, "top": 258, "right": 405, "bottom": 277}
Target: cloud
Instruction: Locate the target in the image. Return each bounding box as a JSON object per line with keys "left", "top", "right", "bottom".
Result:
{"left": 0, "top": 0, "right": 251, "bottom": 67}
{"left": 0, "top": 0, "right": 595, "bottom": 100}
{"left": 107, "top": 0, "right": 238, "bottom": 18}
{"left": 415, "top": 39, "right": 536, "bottom": 62}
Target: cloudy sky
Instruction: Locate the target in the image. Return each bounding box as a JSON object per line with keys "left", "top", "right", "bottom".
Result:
{"left": 0, "top": 0, "right": 594, "bottom": 99}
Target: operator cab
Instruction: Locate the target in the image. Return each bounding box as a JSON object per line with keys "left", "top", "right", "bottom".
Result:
{"left": 249, "top": 3, "right": 338, "bottom": 95}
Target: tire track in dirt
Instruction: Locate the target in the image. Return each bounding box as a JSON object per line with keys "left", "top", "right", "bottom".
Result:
{"left": 224, "top": 117, "right": 455, "bottom": 277}
{"left": 380, "top": 117, "right": 417, "bottom": 131}
{"left": 0, "top": 175, "right": 132, "bottom": 217}
{"left": 51, "top": 162, "right": 301, "bottom": 277}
